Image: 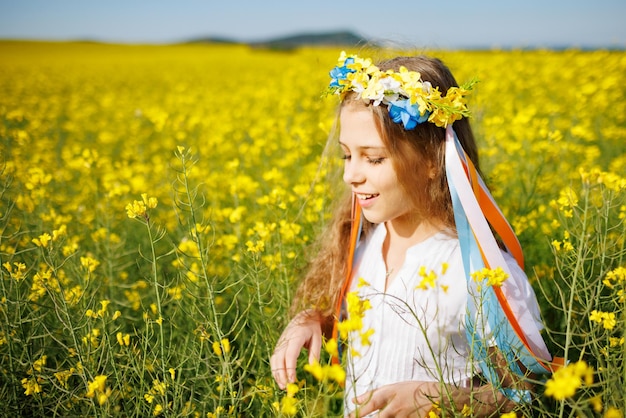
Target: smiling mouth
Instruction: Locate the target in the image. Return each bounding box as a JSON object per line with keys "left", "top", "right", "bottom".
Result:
{"left": 356, "top": 193, "right": 379, "bottom": 200}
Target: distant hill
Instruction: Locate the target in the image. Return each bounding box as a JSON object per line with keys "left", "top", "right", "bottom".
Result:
{"left": 185, "top": 30, "right": 372, "bottom": 49}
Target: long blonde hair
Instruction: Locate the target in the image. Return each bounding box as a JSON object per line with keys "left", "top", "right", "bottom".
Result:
{"left": 291, "top": 55, "right": 481, "bottom": 318}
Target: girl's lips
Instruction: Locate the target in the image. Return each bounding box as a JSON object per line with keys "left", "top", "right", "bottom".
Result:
{"left": 356, "top": 193, "right": 379, "bottom": 208}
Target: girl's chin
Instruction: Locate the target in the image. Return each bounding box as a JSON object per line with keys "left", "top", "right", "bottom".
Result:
{"left": 360, "top": 209, "right": 386, "bottom": 225}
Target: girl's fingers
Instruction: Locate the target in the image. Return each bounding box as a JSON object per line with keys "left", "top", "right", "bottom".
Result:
{"left": 308, "top": 332, "right": 322, "bottom": 364}
{"left": 270, "top": 339, "right": 290, "bottom": 389}
{"left": 283, "top": 339, "right": 301, "bottom": 383}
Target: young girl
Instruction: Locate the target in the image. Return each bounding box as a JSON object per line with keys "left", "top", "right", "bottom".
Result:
{"left": 271, "top": 52, "right": 555, "bottom": 417}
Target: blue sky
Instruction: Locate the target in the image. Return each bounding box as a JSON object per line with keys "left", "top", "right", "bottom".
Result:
{"left": 1, "top": 0, "right": 624, "bottom": 49}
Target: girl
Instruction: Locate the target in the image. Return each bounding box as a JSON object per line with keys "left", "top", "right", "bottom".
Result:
{"left": 271, "top": 53, "right": 555, "bottom": 417}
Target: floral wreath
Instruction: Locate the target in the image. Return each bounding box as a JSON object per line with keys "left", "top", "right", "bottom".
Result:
{"left": 326, "top": 51, "right": 476, "bottom": 129}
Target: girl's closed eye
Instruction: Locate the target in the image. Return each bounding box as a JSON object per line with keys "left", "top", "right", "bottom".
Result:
{"left": 367, "top": 157, "right": 385, "bottom": 165}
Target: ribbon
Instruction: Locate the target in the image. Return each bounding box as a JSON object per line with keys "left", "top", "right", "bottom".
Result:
{"left": 331, "top": 194, "right": 362, "bottom": 364}
{"left": 445, "top": 125, "right": 563, "bottom": 401}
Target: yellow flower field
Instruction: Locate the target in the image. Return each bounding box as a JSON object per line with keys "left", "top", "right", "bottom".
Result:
{"left": 0, "top": 41, "right": 624, "bottom": 417}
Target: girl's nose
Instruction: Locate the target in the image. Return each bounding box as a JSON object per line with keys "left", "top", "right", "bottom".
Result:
{"left": 343, "top": 160, "right": 365, "bottom": 185}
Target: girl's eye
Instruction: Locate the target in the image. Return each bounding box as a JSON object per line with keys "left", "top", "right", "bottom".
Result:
{"left": 341, "top": 155, "right": 351, "bottom": 161}
{"left": 368, "top": 157, "right": 385, "bottom": 165}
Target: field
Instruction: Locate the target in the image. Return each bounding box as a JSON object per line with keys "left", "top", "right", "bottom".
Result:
{"left": 0, "top": 41, "right": 624, "bottom": 417}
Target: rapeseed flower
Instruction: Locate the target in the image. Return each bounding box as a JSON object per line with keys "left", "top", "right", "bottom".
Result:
{"left": 604, "top": 407, "right": 624, "bottom": 418}
{"left": 86, "top": 375, "right": 109, "bottom": 405}
{"left": 116, "top": 332, "right": 131, "bottom": 346}
{"left": 21, "top": 377, "right": 42, "bottom": 395}
{"left": 417, "top": 266, "right": 438, "bottom": 290}
{"left": 336, "top": 291, "right": 371, "bottom": 340}
{"left": 3, "top": 261, "right": 27, "bottom": 281}
{"left": 589, "top": 310, "right": 617, "bottom": 330}
{"left": 471, "top": 266, "right": 509, "bottom": 287}
{"left": 544, "top": 360, "right": 593, "bottom": 400}
{"left": 32, "top": 233, "right": 52, "bottom": 248}
{"left": 80, "top": 256, "right": 100, "bottom": 273}
{"left": 213, "top": 339, "right": 230, "bottom": 356}
{"left": 304, "top": 361, "right": 346, "bottom": 385}
{"left": 126, "top": 193, "right": 158, "bottom": 219}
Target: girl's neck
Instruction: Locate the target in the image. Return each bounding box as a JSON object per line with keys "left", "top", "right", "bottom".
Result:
{"left": 382, "top": 217, "right": 444, "bottom": 289}
{"left": 385, "top": 216, "right": 443, "bottom": 247}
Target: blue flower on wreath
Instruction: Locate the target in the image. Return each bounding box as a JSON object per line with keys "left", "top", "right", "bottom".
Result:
{"left": 388, "top": 99, "right": 430, "bottom": 130}
{"left": 329, "top": 57, "right": 355, "bottom": 87}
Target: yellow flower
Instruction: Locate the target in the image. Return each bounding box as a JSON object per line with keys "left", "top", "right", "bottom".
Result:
{"left": 360, "top": 328, "right": 375, "bottom": 346}
{"left": 86, "top": 375, "right": 109, "bottom": 403}
{"left": 304, "top": 361, "right": 346, "bottom": 385}
{"left": 32, "top": 233, "right": 52, "bottom": 248}
{"left": 324, "top": 338, "right": 339, "bottom": 358}
{"left": 286, "top": 382, "right": 299, "bottom": 397}
{"left": 441, "top": 262, "right": 449, "bottom": 275}
{"left": 279, "top": 395, "right": 298, "bottom": 415}
{"left": 152, "top": 379, "right": 167, "bottom": 395}
{"left": 80, "top": 256, "right": 100, "bottom": 273}
{"left": 544, "top": 360, "right": 593, "bottom": 400}
{"left": 54, "top": 368, "right": 75, "bottom": 389}
{"left": 471, "top": 266, "right": 509, "bottom": 287}
{"left": 3, "top": 262, "right": 27, "bottom": 281}
{"left": 589, "top": 310, "right": 618, "bottom": 330}
{"left": 212, "top": 340, "right": 222, "bottom": 356}
{"left": 116, "top": 332, "right": 131, "bottom": 346}
{"left": 589, "top": 395, "right": 603, "bottom": 413}
{"left": 357, "top": 277, "right": 370, "bottom": 288}
{"left": 126, "top": 194, "right": 158, "bottom": 219}
{"left": 604, "top": 407, "right": 623, "bottom": 418}
{"left": 417, "top": 266, "right": 437, "bottom": 290}
{"left": 21, "top": 377, "right": 42, "bottom": 395}
{"left": 95, "top": 299, "right": 110, "bottom": 317}
{"left": 304, "top": 361, "right": 323, "bottom": 381}
{"left": 500, "top": 413, "right": 517, "bottom": 418}
{"left": 32, "top": 355, "right": 47, "bottom": 372}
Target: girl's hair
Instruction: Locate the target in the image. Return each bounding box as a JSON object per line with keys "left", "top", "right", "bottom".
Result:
{"left": 291, "top": 55, "right": 481, "bottom": 317}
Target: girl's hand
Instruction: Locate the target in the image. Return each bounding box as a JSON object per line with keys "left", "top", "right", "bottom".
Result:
{"left": 349, "top": 381, "right": 439, "bottom": 418}
{"left": 270, "top": 310, "right": 324, "bottom": 390}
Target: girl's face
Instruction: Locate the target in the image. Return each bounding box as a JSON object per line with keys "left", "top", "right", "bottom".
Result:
{"left": 339, "top": 104, "right": 415, "bottom": 227}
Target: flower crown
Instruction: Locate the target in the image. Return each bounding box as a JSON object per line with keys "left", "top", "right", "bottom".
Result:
{"left": 327, "top": 51, "right": 475, "bottom": 129}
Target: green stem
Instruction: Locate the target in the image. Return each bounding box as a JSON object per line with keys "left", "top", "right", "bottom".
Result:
{"left": 558, "top": 189, "right": 590, "bottom": 418}
{"left": 145, "top": 218, "right": 168, "bottom": 411}
{"left": 178, "top": 152, "right": 235, "bottom": 401}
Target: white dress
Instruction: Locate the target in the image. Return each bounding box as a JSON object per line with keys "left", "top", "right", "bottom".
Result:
{"left": 342, "top": 223, "right": 543, "bottom": 417}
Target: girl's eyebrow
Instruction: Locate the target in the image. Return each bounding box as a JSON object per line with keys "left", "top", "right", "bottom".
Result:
{"left": 338, "top": 141, "right": 387, "bottom": 151}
